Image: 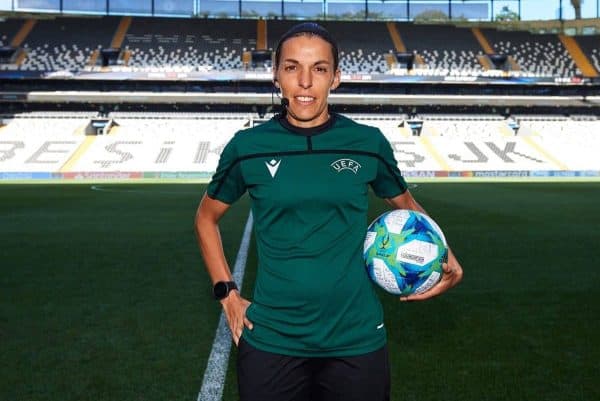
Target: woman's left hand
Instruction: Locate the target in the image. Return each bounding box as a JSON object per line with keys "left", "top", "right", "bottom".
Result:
{"left": 400, "top": 247, "right": 463, "bottom": 302}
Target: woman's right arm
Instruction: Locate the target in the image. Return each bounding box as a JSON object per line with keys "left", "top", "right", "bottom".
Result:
{"left": 194, "top": 193, "right": 253, "bottom": 346}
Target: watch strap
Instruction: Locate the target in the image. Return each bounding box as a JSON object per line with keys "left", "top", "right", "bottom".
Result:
{"left": 213, "top": 280, "right": 238, "bottom": 300}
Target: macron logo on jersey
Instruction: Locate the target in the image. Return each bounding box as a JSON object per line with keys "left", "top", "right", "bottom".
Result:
{"left": 265, "top": 159, "right": 281, "bottom": 178}
{"left": 331, "top": 158, "right": 361, "bottom": 174}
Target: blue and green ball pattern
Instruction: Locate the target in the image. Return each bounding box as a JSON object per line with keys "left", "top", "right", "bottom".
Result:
{"left": 363, "top": 209, "right": 448, "bottom": 296}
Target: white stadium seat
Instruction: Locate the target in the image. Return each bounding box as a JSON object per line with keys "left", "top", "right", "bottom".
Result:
{"left": 2, "top": 113, "right": 599, "bottom": 177}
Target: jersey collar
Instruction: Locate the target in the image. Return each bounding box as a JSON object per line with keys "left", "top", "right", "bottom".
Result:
{"left": 276, "top": 112, "right": 337, "bottom": 137}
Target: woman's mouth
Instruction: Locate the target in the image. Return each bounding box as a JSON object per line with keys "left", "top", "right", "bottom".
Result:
{"left": 295, "top": 96, "right": 316, "bottom": 104}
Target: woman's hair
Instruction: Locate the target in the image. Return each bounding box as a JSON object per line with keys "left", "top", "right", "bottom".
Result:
{"left": 274, "top": 22, "right": 340, "bottom": 71}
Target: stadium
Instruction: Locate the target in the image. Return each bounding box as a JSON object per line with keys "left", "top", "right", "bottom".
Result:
{"left": 1, "top": 1, "right": 599, "bottom": 400}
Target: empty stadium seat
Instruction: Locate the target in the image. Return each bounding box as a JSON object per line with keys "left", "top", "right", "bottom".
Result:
{"left": 398, "top": 24, "right": 484, "bottom": 75}
{"left": 266, "top": 20, "right": 394, "bottom": 74}
{"left": 3, "top": 112, "right": 598, "bottom": 177}
{"left": 483, "top": 29, "right": 579, "bottom": 77}
{"left": 123, "top": 18, "right": 256, "bottom": 71}
{"left": 14, "top": 17, "right": 119, "bottom": 71}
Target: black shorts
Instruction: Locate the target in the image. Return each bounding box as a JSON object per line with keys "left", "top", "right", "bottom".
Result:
{"left": 237, "top": 337, "right": 390, "bottom": 401}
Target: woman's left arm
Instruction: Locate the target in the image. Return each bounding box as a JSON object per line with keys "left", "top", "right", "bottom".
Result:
{"left": 386, "top": 190, "right": 464, "bottom": 301}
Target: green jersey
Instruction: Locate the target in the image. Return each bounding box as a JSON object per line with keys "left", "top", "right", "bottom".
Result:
{"left": 207, "top": 113, "right": 407, "bottom": 357}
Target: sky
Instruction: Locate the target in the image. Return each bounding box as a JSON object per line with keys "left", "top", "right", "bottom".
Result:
{"left": 0, "top": 0, "right": 597, "bottom": 21}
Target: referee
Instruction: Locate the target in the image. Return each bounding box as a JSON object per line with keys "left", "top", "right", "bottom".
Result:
{"left": 195, "top": 22, "right": 463, "bottom": 401}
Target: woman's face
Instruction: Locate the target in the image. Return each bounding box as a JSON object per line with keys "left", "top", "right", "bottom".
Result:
{"left": 274, "top": 35, "right": 341, "bottom": 128}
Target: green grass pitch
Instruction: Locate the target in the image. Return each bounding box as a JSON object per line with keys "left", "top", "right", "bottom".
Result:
{"left": 1, "top": 182, "right": 599, "bottom": 401}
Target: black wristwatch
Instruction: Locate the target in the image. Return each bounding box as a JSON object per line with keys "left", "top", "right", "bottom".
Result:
{"left": 213, "top": 281, "right": 238, "bottom": 301}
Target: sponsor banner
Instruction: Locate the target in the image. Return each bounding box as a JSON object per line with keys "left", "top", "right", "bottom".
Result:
{"left": 62, "top": 172, "right": 144, "bottom": 180}
{"left": 72, "top": 72, "right": 575, "bottom": 85}
{"left": 530, "top": 170, "right": 554, "bottom": 177}
{"left": 530, "top": 170, "right": 600, "bottom": 177}
{"left": 0, "top": 172, "right": 52, "bottom": 180}
{"left": 1, "top": 70, "right": 585, "bottom": 86}
{"left": 3, "top": 170, "right": 599, "bottom": 181}
{"left": 402, "top": 171, "right": 437, "bottom": 178}
{"left": 577, "top": 170, "right": 600, "bottom": 177}
{"left": 143, "top": 171, "right": 214, "bottom": 179}
{"left": 472, "top": 170, "right": 531, "bottom": 178}
{"left": 447, "top": 171, "right": 461, "bottom": 178}
{"left": 0, "top": 171, "right": 214, "bottom": 180}
{"left": 1, "top": 92, "right": 27, "bottom": 101}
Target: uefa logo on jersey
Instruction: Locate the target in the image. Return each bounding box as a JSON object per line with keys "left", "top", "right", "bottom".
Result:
{"left": 330, "top": 158, "right": 361, "bottom": 174}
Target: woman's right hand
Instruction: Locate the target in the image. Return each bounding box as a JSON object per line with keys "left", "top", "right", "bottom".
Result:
{"left": 220, "top": 290, "right": 254, "bottom": 346}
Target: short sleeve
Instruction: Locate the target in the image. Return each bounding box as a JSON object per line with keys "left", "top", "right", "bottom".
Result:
{"left": 206, "top": 138, "right": 246, "bottom": 204}
{"left": 370, "top": 131, "right": 408, "bottom": 198}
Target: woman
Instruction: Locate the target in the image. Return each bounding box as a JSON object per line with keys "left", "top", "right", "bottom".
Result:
{"left": 195, "top": 22, "right": 463, "bottom": 401}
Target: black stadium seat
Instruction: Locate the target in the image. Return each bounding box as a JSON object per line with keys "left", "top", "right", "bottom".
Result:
{"left": 15, "top": 17, "right": 119, "bottom": 71}
{"left": 482, "top": 28, "right": 579, "bottom": 77}
{"left": 123, "top": 17, "right": 256, "bottom": 71}
{"left": 0, "top": 16, "right": 587, "bottom": 78}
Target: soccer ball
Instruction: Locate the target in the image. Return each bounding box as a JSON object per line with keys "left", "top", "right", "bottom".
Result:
{"left": 363, "top": 209, "right": 448, "bottom": 296}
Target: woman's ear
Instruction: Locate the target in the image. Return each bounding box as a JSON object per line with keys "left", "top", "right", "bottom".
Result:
{"left": 330, "top": 69, "right": 341, "bottom": 91}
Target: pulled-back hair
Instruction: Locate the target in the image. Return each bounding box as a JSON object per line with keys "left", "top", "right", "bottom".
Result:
{"left": 274, "top": 22, "right": 340, "bottom": 71}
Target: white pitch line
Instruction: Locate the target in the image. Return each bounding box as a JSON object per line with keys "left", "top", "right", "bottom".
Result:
{"left": 197, "top": 211, "right": 254, "bottom": 401}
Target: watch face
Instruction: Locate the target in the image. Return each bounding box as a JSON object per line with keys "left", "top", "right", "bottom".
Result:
{"left": 213, "top": 282, "right": 228, "bottom": 300}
